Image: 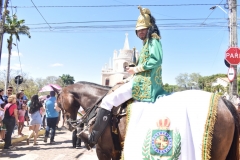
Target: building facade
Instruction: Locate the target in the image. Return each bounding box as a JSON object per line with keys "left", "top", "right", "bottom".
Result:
{"left": 101, "top": 33, "right": 138, "bottom": 86}
{"left": 211, "top": 77, "right": 229, "bottom": 87}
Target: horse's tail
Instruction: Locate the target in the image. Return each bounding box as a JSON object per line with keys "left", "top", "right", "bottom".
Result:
{"left": 222, "top": 98, "right": 239, "bottom": 160}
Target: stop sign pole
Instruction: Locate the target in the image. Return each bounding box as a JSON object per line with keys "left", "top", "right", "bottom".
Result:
{"left": 226, "top": 0, "right": 238, "bottom": 99}
{"left": 225, "top": 47, "right": 240, "bottom": 99}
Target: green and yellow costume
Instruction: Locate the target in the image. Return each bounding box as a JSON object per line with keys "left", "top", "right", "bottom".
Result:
{"left": 124, "top": 6, "right": 167, "bottom": 102}
{"left": 132, "top": 37, "right": 166, "bottom": 102}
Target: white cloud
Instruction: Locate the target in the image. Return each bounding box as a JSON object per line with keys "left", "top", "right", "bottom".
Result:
{"left": 14, "top": 64, "right": 24, "bottom": 68}
{"left": 51, "top": 63, "right": 63, "bottom": 67}
{"left": 2, "top": 53, "right": 8, "bottom": 58}
{"left": 0, "top": 64, "right": 23, "bottom": 71}
{"left": 0, "top": 65, "right": 7, "bottom": 70}
{"left": 12, "top": 51, "right": 22, "bottom": 57}
{"left": 1, "top": 51, "right": 22, "bottom": 58}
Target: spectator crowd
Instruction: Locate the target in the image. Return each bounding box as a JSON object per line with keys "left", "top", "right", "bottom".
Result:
{"left": 0, "top": 86, "right": 78, "bottom": 150}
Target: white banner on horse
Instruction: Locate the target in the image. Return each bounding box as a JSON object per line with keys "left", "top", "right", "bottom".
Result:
{"left": 122, "top": 90, "right": 216, "bottom": 160}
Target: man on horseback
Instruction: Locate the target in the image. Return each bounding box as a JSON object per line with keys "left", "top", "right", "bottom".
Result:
{"left": 79, "top": 6, "right": 167, "bottom": 150}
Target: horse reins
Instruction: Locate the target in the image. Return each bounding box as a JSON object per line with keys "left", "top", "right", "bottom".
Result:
{"left": 79, "top": 84, "right": 121, "bottom": 123}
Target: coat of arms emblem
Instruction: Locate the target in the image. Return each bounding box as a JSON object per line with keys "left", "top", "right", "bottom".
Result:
{"left": 142, "top": 117, "right": 181, "bottom": 160}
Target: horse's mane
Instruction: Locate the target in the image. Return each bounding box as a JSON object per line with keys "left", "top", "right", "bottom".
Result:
{"left": 221, "top": 98, "right": 240, "bottom": 160}
{"left": 76, "top": 81, "right": 111, "bottom": 90}
{"left": 222, "top": 98, "right": 240, "bottom": 131}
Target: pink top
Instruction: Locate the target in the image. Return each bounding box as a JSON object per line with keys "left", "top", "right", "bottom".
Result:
{"left": 18, "top": 109, "right": 26, "bottom": 117}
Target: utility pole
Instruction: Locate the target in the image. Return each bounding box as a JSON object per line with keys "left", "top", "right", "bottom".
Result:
{"left": 0, "top": 0, "right": 9, "bottom": 66}
{"left": 228, "top": 0, "right": 238, "bottom": 98}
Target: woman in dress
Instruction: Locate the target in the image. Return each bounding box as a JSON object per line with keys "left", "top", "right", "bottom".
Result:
{"left": 17, "top": 104, "right": 26, "bottom": 136}
{"left": 27, "top": 95, "right": 44, "bottom": 145}
{"left": 16, "top": 92, "right": 24, "bottom": 110}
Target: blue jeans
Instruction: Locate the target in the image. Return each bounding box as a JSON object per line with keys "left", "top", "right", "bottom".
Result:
{"left": 45, "top": 117, "right": 58, "bottom": 141}
{"left": 3, "top": 117, "right": 15, "bottom": 148}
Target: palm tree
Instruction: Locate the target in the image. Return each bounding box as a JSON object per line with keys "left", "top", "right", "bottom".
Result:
{"left": 4, "top": 13, "right": 31, "bottom": 89}
{"left": 59, "top": 74, "right": 75, "bottom": 86}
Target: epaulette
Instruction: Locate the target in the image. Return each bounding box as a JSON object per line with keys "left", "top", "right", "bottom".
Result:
{"left": 151, "top": 33, "right": 160, "bottom": 39}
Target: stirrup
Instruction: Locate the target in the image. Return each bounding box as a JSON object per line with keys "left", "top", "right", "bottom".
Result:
{"left": 78, "top": 132, "right": 93, "bottom": 150}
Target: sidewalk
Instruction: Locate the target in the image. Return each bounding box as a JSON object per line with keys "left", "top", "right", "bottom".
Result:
{"left": 0, "top": 115, "right": 64, "bottom": 149}
{"left": 0, "top": 124, "right": 46, "bottom": 149}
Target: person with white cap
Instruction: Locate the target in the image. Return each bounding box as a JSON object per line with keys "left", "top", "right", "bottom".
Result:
{"left": 79, "top": 6, "right": 167, "bottom": 150}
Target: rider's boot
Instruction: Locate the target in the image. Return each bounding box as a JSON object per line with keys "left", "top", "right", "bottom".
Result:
{"left": 78, "top": 108, "right": 111, "bottom": 150}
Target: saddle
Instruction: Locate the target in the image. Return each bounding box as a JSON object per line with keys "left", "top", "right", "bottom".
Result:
{"left": 85, "top": 83, "right": 130, "bottom": 151}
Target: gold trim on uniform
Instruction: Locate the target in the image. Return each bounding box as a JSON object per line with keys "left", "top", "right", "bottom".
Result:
{"left": 133, "top": 65, "right": 145, "bottom": 73}
{"left": 151, "top": 33, "right": 161, "bottom": 39}
{"left": 132, "top": 73, "right": 151, "bottom": 100}
{"left": 155, "top": 66, "right": 163, "bottom": 85}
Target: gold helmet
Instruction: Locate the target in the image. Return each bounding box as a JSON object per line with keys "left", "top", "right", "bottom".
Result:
{"left": 136, "top": 6, "right": 152, "bottom": 31}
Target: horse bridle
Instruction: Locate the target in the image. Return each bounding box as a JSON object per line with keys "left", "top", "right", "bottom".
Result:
{"left": 57, "top": 91, "right": 80, "bottom": 128}
{"left": 58, "top": 89, "right": 108, "bottom": 129}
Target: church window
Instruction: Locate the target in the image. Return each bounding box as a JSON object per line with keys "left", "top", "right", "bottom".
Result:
{"left": 105, "top": 78, "right": 110, "bottom": 86}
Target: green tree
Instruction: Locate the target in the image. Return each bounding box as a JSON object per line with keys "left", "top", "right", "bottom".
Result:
{"left": 163, "top": 83, "right": 178, "bottom": 93}
{"left": 175, "top": 73, "right": 189, "bottom": 88}
{"left": 237, "top": 75, "right": 240, "bottom": 94}
{"left": 4, "top": 14, "right": 30, "bottom": 89}
{"left": 59, "top": 74, "right": 75, "bottom": 86}
{"left": 196, "top": 74, "right": 226, "bottom": 91}
{"left": 175, "top": 73, "right": 201, "bottom": 89}
{"left": 212, "top": 84, "right": 225, "bottom": 95}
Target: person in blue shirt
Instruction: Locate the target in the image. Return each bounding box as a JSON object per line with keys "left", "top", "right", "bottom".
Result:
{"left": 2, "top": 87, "right": 13, "bottom": 104}
{"left": 44, "top": 91, "right": 59, "bottom": 143}
{"left": 20, "top": 90, "right": 28, "bottom": 101}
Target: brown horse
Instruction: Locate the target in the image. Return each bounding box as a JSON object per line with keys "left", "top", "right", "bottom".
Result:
{"left": 53, "top": 82, "right": 239, "bottom": 160}
{"left": 53, "top": 82, "right": 124, "bottom": 160}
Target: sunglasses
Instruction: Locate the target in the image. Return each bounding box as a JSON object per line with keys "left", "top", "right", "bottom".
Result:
{"left": 7, "top": 90, "right": 12, "bottom": 92}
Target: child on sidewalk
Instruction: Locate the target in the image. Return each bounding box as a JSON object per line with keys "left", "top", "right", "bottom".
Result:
{"left": 18, "top": 104, "right": 26, "bottom": 136}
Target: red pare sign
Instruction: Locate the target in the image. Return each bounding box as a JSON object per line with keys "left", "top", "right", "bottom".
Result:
{"left": 225, "top": 47, "right": 240, "bottom": 65}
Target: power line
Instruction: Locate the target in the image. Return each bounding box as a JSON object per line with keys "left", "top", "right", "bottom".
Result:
{"left": 200, "top": 0, "right": 225, "bottom": 26}
{"left": 211, "top": 29, "right": 226, "bottom": 68}
{"left": 30, "top": 0, "right": 53, "bottom": 30}
{"left": 29, "top": 23, "right": 228, "bottom": 29}
{"left": 28, "top": 24, "right": 230, "bottom": 33}
{"left": 25, "top": 18, "right": 228, "bottom": 26}
{"left": 7, "top": 4, "right": 231, "bottom": 8}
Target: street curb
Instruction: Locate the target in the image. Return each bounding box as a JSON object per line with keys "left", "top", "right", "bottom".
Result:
{"left": 0, "top": 129, "right": 45, "bottom": 149}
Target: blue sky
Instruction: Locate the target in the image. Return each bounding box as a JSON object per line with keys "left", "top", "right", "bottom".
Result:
{"left": 0, "top": 0, "right": 237, "bottom": 85}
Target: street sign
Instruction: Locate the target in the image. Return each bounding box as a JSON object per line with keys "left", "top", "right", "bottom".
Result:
{"left": 225, "top": 47, "right": 240, "bottom": 65}
{"left": 14, "top": 75, "right": 23, "bottom": 84}
{"left": 224, "top": 59, "right": 230, "bottom": 68}
{"left": 227, "top": 66, "right": 235, "bottom": 82}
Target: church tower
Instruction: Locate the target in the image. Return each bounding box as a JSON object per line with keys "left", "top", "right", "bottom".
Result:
{"left": 101, "top": 33, "right": 138, "bottom": 86}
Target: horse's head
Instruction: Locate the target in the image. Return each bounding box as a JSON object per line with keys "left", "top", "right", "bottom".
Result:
{"left": 56, "top": 88, "right": 79, "bottom": 131}
{"left": 50, "top": 85, "right": 75, "bottom": 130}
{"left": 55, "top": 82, "right": 111, "bottom": 131}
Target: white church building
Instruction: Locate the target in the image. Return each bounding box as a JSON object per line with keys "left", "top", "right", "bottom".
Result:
{"left": 101, "top": 33, "right": 139, "bottom": 86}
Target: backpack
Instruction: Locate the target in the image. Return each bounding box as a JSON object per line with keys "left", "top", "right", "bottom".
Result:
{"left": 4, "top": 104, "right": 14, "bottom": 119}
